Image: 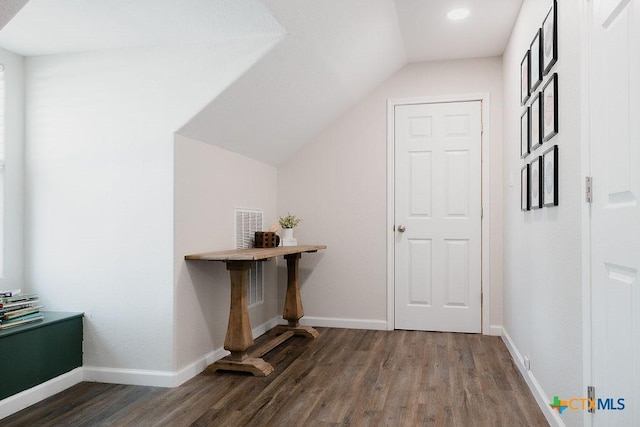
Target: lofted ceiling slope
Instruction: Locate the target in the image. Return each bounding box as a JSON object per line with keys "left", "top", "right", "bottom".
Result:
{"left": 179, "top": 0, "right": 523, "bottom": 165}
{"left": 178, "top": 0, "right": 407, "bottom": 166}
{"left": 0, "top": 0, "right": 522, "bottom": 166}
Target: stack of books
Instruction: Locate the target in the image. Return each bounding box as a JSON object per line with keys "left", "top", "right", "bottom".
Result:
{"left": 0, "top": 289, "right": 44, "bottom": 330}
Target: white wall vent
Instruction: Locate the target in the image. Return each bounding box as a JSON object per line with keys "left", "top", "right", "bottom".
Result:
{"left": 235, "top": 209, "right": 264, "bottom": 307}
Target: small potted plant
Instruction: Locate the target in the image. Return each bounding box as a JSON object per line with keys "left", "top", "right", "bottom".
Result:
{"left": 279, "top": 213, "right": 301, "bottom": 246}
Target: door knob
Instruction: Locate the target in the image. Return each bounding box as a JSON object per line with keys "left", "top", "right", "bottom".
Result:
{"left": 397, "top": 225, "right": 406, "bottom": 233}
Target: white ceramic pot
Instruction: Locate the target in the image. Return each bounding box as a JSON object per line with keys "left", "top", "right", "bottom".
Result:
{"left": 282, "top": 228, "right": 294, "bottom": 240}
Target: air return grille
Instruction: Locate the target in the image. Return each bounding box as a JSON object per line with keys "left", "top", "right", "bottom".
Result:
{"left": 235, "top": 209, "right": 264, "bottom": 307}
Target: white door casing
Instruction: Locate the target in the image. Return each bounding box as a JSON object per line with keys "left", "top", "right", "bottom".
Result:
{"left": 393, "top": 101, "right": 482, "bottom": 333}
{"left": 589, "top": 0, "right": 640, "bottom": 425}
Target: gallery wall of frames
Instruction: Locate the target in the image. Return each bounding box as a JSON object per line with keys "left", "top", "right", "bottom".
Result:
{"left": 520, "top": 0, "right": 559, "bottom": 211}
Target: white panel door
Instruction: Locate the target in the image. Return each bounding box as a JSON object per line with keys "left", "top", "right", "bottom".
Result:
{"left": 394, "top": 101, "right": 482, "bottom": 333}
{"left": 590, "top": 0, "right": 640, "bottom": 425}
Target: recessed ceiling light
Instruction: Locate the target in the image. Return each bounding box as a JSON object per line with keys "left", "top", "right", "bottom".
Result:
{"left": 447, "top": 8, "right": 470, "bottom": 21}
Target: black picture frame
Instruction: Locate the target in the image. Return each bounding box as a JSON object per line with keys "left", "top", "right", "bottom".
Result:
{"left": 542, "top": 145, "right": 559, "bottom": 207}
{"left": 542, "top": 73, "right": 559, "bottom": 142}
{"left": 521, "top": 164, "right": 530, "bottom": 211}
{"left": 530, "top": 156, "right": 543, "bottom": 209}
{"left": 521, "top": 50, "right": 530, "bottom": 106}
{"left": 530, "top": 92, "right": 543, "bottom": 151}
{"left": 530, "top": 28, "right": 543, "bottom": 92}
{"left": 542, "top": 0, "right": 558, "bottom": 76}
{"left": 521, "top": 108, "right": 530, "bottom": 159}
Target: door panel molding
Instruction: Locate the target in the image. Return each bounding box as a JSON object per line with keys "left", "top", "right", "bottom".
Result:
{"left": 386, "top": 93, "right": 492, "bottom": 334}
{"left": 587, "top": 0, "right": 640, "bottom": 425}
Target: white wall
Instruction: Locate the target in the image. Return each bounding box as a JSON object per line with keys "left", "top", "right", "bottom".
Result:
{"left": 502, "top": 0, "right": 583, "bottom": 425}
{"left": 174, "top": 134, "right": 278, "bottom": 371}
{"left": 24, "top": 37, "right": 282, "bottom": 375}
{"left": 277, "top": 57, "right": 503, "bottom": 330}
{"left": 0, "top": 47, "right": 23, "bottom": 288}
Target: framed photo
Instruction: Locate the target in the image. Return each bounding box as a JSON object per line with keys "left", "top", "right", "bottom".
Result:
{"left": 529, "top": 28, "right": 543, "bottom": 92}
{"left": 521, "top": 108, "right": 530, "bottom": 158}
{"left": 530, "top": 92, "right": 543, "bottom": 150}
{"left": 542, "top": 0, "right": 558, "bottom": 75}
{"left": 542, "top": 73, "right": 558, "bottom": 141}
{"left": 542, "top": 145, "right": 558, "bottom": 207}
{"left": 521, "top": 164, "right": 530, "bottom": 211}
{"left": 521, "top": 50, "right": 530, "bottom": 105}
{"left": 530, "top": 156, "right": 543, "bottom": 209}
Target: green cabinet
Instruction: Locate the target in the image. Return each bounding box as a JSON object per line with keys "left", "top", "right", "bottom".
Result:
{"left": 0, "top": 312, "right": 83, "bottom": 400}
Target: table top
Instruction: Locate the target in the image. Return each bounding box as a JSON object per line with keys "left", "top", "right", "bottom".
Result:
{"left": 184, "top": 245, "right": 327, "bottom": 262}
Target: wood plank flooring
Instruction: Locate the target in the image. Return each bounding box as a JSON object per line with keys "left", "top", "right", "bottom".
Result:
{"left": 3, "top": 328, "right": 548, "bottom": 426}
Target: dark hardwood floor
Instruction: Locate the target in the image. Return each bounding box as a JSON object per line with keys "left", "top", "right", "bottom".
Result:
{"left": 3, "top": 328, "right": 548, "bottom": 426}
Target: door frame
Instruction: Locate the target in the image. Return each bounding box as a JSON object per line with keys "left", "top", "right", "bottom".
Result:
{"left": 386, "top": 93, "right": 492, "bottom": 334}
{"left": 581, "top": 2, "right": 593, "bottom": 426}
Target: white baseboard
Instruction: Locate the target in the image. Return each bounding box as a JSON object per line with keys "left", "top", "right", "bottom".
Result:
{"left": 252, "top": 315, "right": 282, "bottom": 337}
{"left": 280, "top": 315, "right": 388, "bottom": 331}
{"left": 85, "top": 315, "right": 282, "bottom": 388}
{"left": 500, "top": 327, "right": 565, "bottom": 427}
{"left": 172, "top": 315, "right": 281, "bottom": 386}
{"left": 487, "top": 324, "right": 503, "bottom": 336}
{"left": 173, "top": 347, "right": 229, "bottom": 388}
{"left": 0, "top": 367, "right": 83, "bottom": 420}
{"left": 1, "top": 316, "right": 283, "bottom": 419}
{"left": 82, "top": 366, "right": 177, "bottom": 388}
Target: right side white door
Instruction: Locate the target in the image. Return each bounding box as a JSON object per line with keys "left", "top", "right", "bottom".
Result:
{"left": 590, "top": 0, "right": 640, "bottom": 425}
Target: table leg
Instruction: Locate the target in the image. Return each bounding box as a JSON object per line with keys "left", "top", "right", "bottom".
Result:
{"left": 274, "top": 253, "right": 319, "bottom": 338}
{"left": 209, "top": 261, "right": 274, "bottom": 376}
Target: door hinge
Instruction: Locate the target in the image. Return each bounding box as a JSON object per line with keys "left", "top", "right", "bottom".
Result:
{"left": 587, "top": 386, "right": 596, "bottom": 413}
{"left": 585, "top": 176, "right": 593, "bottom": 203}
{"left": 481, "top": 207, "right": 484, "bottom": 219}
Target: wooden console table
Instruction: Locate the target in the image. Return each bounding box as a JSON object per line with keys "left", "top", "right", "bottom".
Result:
{"left": 184, "top": 245, "right": 326, "bottom": 376}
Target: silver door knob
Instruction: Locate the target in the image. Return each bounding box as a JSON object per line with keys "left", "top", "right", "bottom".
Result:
{"left": 397, "top": 225, "right": 406, "bottom": 233}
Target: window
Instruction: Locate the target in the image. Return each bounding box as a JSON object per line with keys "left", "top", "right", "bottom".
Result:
{"left": 0, "top": 64, "right": 5, "bottom": 275}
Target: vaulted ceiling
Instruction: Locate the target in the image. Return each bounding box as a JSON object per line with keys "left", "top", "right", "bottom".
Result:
{"left": 0, "top": 0, "right": 285, "bottom": 55}
{"left": 0, "top": 0, "right": 522, "bottom": 165}
{"left": 179, "top": 0, "right": 407, "bottom": 165}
